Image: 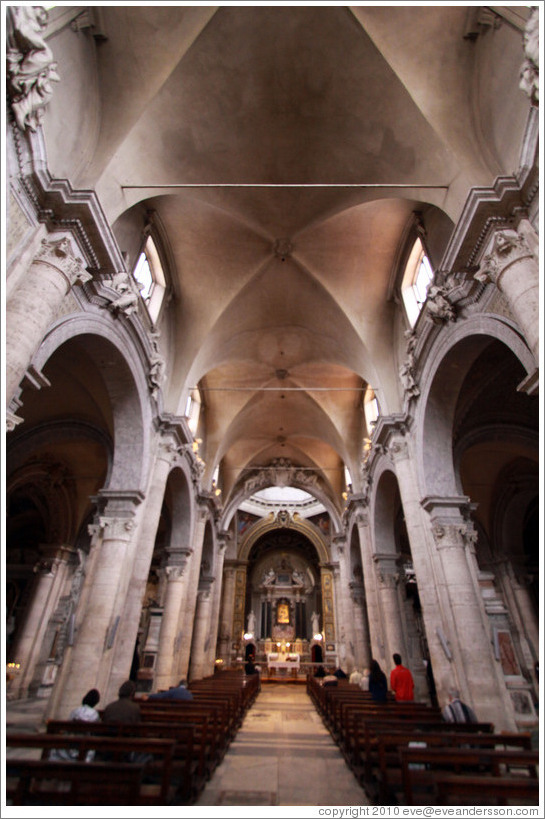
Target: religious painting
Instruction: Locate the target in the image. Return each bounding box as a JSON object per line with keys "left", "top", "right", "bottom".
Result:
{"left": 277, "top": 601, "right": 290, "bottom": 624}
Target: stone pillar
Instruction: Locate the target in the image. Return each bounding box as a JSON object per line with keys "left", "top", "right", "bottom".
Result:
{"left": 352, "top": 501, "right": 384, "bottom": 664}
{"left": 152, "top": 518, "right": 195, "bottom": 688}
{"left": 48, "top": 492, "right": 143, "bottom": 718}
{"left": 320, "top": 566, "right": 336, "bottom": 658}
{"left": 205, "top": 538, "right": 228, "bottom": 670}
{"left": 9, "top": 547, "right": 71, "bottom": 698}
{"left": 175, "top": 505, "right": 209, "bottom": 681}
{"left": 373, "top": 552, "right": 406, "bottom": 674}
{"left": 217, "top": 561, "right": 237, "bottom": 662}
{"left": 423, "top": 496, "right": 517, "bottom": 730}
{"left": 188, "top": 580, "right": 214, "bottom": 681}
{"left": 349, "top": 581, "right": 372, "bottom": 671}
{"left": 118, "top": 439, "right": 178, "bottom": 690}
{"left": 332, "top": 536, "right": 355, "bottom": 670}
{"left": 5, "top": 236, "right": 92, "bottom": 407}
{"left": 477, "top": 222, "right": 539, "bottom": 365}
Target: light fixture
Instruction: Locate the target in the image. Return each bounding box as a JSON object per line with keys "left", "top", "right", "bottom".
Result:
{"left": 313, "top": 633, "right": 323, "bottom": 641}
{"left": 243, "top": 632, "right": 254, "bottom": 641}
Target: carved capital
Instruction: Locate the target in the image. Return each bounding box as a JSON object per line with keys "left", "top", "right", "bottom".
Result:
{"left": 476, "top": 229, "right": 533, "bottom": 285}
{"left": 90, "top": 516, "right": 135, "bottom": 541}
{"left": 165, "top": 565, "right": 186, "bottom": 581}
{"left": 34, "top": 237, "right": 91, "bottom": 287}
{"left": 425, "top": 284, "right": 457, "bottom": 324}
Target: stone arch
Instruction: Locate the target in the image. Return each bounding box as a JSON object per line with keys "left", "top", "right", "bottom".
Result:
{"left": 415, "top": 316, "right": 536, "bottom": 498}
{"left": 32, "top": 313, "right": 152, "bottom": 493}
{"left": 164, "top": 465, "right": 194, "bottom": 556}
{"left": 238, "top": 513, "right": 329, "bottom": 565}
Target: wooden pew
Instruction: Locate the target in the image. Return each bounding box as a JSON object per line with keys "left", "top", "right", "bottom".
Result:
{"left": 436, "top": 774, "right": 540, "bottom": 806}
{"left": 354, "top": 718, "right": 493, "bottom": 790}
{"left": 374, "top": 730, "right": 533, "bottom": 804}
{"left": 7, "top": 731, "right": 176, "bottom": 804}
{"left": 399, "top": 746, "right": 539, "bottom": 806}
{"left": 45, "top": 720, "right": 197, "bottom": 803}
{"left": 5, "top": 758, "right": 144, "bottom": 806}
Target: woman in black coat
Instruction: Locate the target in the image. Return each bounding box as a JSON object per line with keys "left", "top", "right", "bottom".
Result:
{"left": 368, "top": 659, "right": 388, "bottom": 703}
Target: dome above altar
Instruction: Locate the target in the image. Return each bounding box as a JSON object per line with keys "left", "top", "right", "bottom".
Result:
{"left": 239, "top": 486, "right": 326, "bottom": 518}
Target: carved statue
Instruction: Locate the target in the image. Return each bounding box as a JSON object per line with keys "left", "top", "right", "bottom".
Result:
{"left": 7, "top": 6, "right": 60, "bottom": 132}
{"left": 292, "top": 569, "right": 305, "bottom": 587}
{"left": 425, "top": 284, "right": 456, "bottom": 323}
{"left": 106, "top": 271, "right": 140, "bottom": 316}
{"left": 311, "top": 610, "right": 320, "bottom": 635}
{"left": 247, "top": 610, "right": 256, "bottom": 634}
{"left": 262, "top": 567, "right": 276, "bottom": 586}
{"left": 399, "top": 359, "right": 419, "bottom": 399}
{"left": 519, "top": 8, "right": 539, "bottom": 106}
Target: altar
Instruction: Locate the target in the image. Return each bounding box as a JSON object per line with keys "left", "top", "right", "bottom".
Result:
{"left": 267, "top": 652, "right": 300, "bottom": 676}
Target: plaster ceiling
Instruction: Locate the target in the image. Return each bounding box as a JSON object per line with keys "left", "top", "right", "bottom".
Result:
{"left": 89, "top": 5, "right": 528, "bottom": 513}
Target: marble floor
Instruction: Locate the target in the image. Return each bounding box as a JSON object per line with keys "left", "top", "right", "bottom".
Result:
{"left": 194, "top": 683, "right": 371, "bottom": 807}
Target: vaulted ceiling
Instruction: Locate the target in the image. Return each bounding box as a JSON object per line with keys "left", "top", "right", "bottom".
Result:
{"left": 44, "top": 5, "right": 530, "bottom": 513}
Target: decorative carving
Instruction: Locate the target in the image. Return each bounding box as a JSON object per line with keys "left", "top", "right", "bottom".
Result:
{"left": 148, "top": 331, "right": 166, "bottom": 397}
{"left": 425, "top": 284, "right": 456, "bottom": 323}
{"left": 34, "top": 237, "right": 91, "bottom": 287}
{"left": 276, "top": 509, "right": 290, "bottom": 527}
{"left": 165, "top": 565, "right": 185, "bottom": 581}
{"left": 399, "top": 329, "right": 420, "bottom": 399}
{"left": 6, "top": 6, "right": 60, "bottom": 132}
{"left": 89, "top": 516, "right": 135, "bottom": 540}
{"left": 519, "top": 8, "right": 539, "bottom": 106}
{"left": 105, "top": 271, "right": 140, "bottom": 316}
{"left": 476, "top": 229, "right": 533, "bottom": 284}
{"left": 273, "top": 238, "right": 293, "bottom": 260}
{"left": 389, "top": 439, "right": 409, "bottom": 460}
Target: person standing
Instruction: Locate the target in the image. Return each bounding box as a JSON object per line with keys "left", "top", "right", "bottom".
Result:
{"left": 368, "top": 659, "right": 388, "bottom": 703}
{"left": 390, "top": 653, "right": 414, "bottom": 701}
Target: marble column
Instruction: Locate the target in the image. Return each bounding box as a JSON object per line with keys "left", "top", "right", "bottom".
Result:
{"left": 48, "top": 492, "right": 143, "bottom": 718}
{"left": 423, "top": 496, "right": 517, "bottom": 731}
{"left": 5, "top": 235, "right": 92, "bottom": 407}
{"left": 349, "top": 581, "right": 372, "bottom": 671}
{"left": 352, "top": 501, "right": 384, "bottom": 664}
{"left": 373, "top": 552, "right": 406, "bottom": 673}
{"left": 9, "top": 547, "right": 71, "bottom": 698}
{"left": 188, "top": 580, "right": 214, "bottom": 681}
{"left": 175, "top": 506, "right": 209, "bottom": 681}
{"left": 153, "top": 559, "right": 191, "bottom": 691}
{"left": 117, "top": 439, "right": 178, "bottom": 692}
{"left": 332, "top": 536, "right": 355, "bottom": 670}
{"left": 217, "top": 562, "right": 237, "bottom": 663}
{"left": 477, "top": 222, "right": 539, "bottom": 366}
{"left": 205, "top": 539, "right": 228, "bottom": 670}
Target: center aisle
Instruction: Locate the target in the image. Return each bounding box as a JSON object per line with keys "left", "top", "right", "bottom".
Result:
{"left": 195, "top": 682, "right": 371, "bottom": 807}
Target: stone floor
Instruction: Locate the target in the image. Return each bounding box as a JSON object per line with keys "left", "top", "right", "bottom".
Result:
{"left": 195, "top": 683, "right": 371, "bottom": 807}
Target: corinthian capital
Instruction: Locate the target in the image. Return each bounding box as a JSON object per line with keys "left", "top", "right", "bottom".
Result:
{"left": 476, "top": 229, "right": 533, "bottom": 285}
{"left": 34, "top": 237, "right": 91, "bottom": 287}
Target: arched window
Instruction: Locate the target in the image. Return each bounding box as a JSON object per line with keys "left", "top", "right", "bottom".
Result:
{"left": 401, "top": 237, "right": 434, "bottom": 327}
{"left": 132, "top": 235, "right": 166, "bottom": 323}
{"left": 185, "top": 387, "right": 202, "bottom": 437}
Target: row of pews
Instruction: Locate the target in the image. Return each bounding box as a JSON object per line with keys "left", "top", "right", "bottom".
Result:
{"left": 307, "top": 676, "right": 539, "bottom": 807}
{"left": 6, "top": 669, "right": 260, "bottom": 806}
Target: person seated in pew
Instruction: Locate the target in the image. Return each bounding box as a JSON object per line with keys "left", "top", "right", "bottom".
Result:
{"left": 368, "top": 659, "right": 388, "bottom": 703}
{"left": 333, "top": 667, "right": 348, "bottom": 679}
{"left": 103, "top": 680, "right": 141, "bottom": 723}
{"left": 145, "top": 679, "right": 194, "bottom": 701}
{"left": 441, "top": 687, "right": 477, "bottom": 723}
{"left": 349, "top": 667, "right": 363, "bottom": 686}
{"left": 359, "top": 668, "right": 370, "bottom": 691}
{"left": 314, "top": 665, "right": 326, "bottom": 678}
{"left": 49, "top": 688, "right": 101, "bottom": 761}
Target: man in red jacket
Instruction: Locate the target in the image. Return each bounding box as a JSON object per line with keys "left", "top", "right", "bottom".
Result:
{"left": 390, "top": 653, "right": 414, "bottom": 701}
